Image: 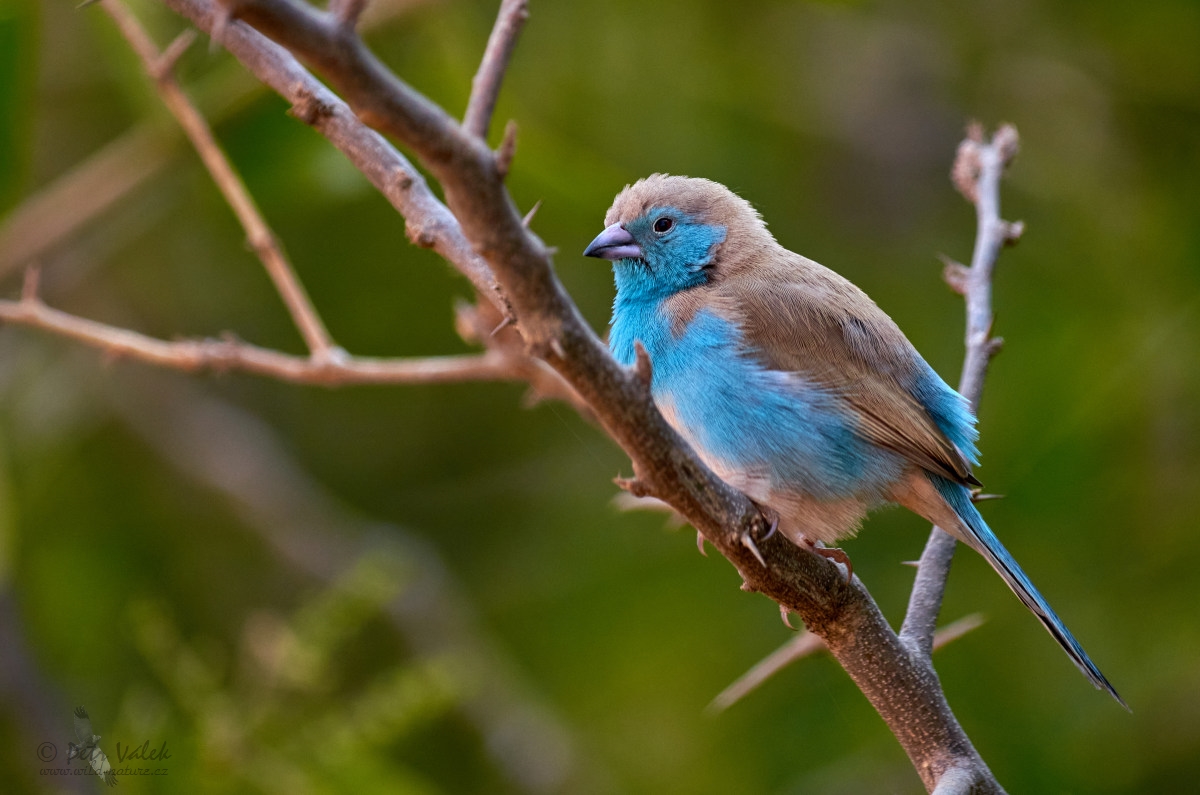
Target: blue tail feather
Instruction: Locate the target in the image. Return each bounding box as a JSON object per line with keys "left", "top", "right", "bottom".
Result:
{"left": 928, "top": 474, "right": 1127, "bottom": 709}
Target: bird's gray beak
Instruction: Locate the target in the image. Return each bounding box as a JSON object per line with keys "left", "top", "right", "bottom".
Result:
{"left": 583, "top": 223, "right": 643, "bottom": 260}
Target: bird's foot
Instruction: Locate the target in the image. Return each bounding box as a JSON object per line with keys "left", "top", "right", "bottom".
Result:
{"left": 739, "top": 501, "right": 779, "bottom": 568}
{"left": 804, "top": 539, "right": 854, "bottom": 584}
{"left": 748, "top": 500, "right": 780, "bottom": 541}
{"left": 780, "top": 604, "right": 799, "bottom": 631}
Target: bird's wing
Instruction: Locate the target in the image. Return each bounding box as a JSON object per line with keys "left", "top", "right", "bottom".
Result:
{"left": 89, "top": 745, "right": 116, "bottom": 787}
{"left": 711, "top": 257, "right": 979, "bottom": 486}
{"left": 73, "top": 707, "right": 92, "bottom": 744}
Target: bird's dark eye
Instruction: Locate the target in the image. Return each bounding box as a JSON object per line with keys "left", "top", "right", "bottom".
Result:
{"left": 653, "top": 216, "right": 674, "bottom": 234}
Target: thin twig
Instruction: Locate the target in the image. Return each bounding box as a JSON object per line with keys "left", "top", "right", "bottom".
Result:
{"left": 709, "top": 613, "right": 986, "bottom": 713}
{"left": 0, "top": 295, "right": 526, "bottom": 386}
{"left": 101, "top": 0, "right": 336, "bottom": 359}
{"left": 2, "top": 0, "right": 570, "bottom": 402}
{"left": 931, "top": 612, "right": 987, "bottom": 649}
{"left": 208, "top": 0, "right": 542, "bottom": 345}
{"left": 462, "top": 0, "right": 529, "bottom": 140}
{"left": 707, "top": 631, "right": 825, "bottom": 714}
{"left": 900, "top": 125, "right": 1019, "bottom": 657}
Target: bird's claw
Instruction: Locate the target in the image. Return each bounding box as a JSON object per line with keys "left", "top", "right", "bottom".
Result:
{"left": 749, "top": 499, "right": 779, "bottom": 541}
{"left": 806, "top": 540, "right": 854, "bottom": 583}
{"left": 780, "top": 604, "right": 798, "bottom": 630}
{"left": 741, "top": 532, "right": 767, "bottom": 567}
{"left": 737, "top": 500, "right": 778, "bottom": 568}
{"left": 761, "top": 511, "right": 779, "bottom": 542}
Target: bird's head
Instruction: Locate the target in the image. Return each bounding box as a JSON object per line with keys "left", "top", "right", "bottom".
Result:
{"left": 584, "top": 174, "right": 771, "bottom": 299}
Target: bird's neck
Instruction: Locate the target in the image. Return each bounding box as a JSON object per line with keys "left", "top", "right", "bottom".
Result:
{"left": 608, "top": 262, "right": 702, "bottom": 369}
{"left": 611, "top": 255, "right": 708, "bottom": 303}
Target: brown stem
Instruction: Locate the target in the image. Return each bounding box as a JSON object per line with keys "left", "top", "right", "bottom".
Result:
{"left": 101, "top": 0, "right": 337, "bottom": 359}
{"left": 0, "top": 291, "right": 527, "bottom": 386}
{"left": 463, "top": 0, "right": 529, "bottom": 141}
{"left": 900, "top": 125, "right": 1019, "bottom": 658}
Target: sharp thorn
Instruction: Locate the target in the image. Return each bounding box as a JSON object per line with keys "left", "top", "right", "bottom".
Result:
{"left": 932, "top": 613, "right": 987, "bottom": 651}
{"left": 489, "top": 314, "right": 516, "bottom": 338}
{"left": 522, "top": 199, "right": 542, "bottom": 228}
{"left": 495, "top": 120, "right": 518, "bottom": 177}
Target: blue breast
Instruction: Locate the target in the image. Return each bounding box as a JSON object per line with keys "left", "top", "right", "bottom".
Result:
{"left": 610, "top": 297, "right": 905, "bottom": 501}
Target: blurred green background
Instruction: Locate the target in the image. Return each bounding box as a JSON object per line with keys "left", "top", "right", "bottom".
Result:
{"left": 2, "top": 0, "right": 1198, "bottom": 792}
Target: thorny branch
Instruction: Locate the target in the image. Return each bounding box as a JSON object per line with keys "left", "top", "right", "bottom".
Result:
{"left": 0, "top": 268, "right": 582, "bottom": 405}
{"left": 0, "top": 0, "right": 587, "bottom": 404}
{"left": 899, "top": 124, "right": 1021, "bottom": 657}
{"left": 0, "top": 271, "right": 526, "bottom": 386}
{"left": 100, "top": 0, "right": 336, "bottom": 359}
{"left": 463, "top": 0, "right": 529, "bottom": 141}
{"left": 0, "top": 1, "right": 1032, "bottom": 791}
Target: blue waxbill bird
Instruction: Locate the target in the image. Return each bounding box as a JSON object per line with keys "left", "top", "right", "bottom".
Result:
{"left": 584, "top": 174, "right": 1124, "bottom": 707}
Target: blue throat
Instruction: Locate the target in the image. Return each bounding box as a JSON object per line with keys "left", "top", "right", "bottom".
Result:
{"left": 608, "top": 257, "right": 705, "bottom": 367}
{"left": 608, "top": 213, "right": 724, "bottom": 368}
